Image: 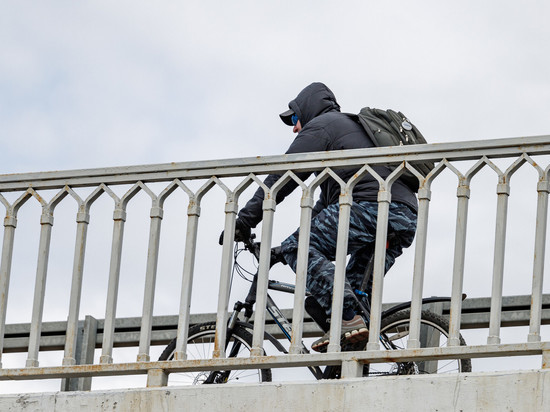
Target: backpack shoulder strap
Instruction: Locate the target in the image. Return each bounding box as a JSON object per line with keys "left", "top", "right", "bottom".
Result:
{"left": 345, "top": 112, "right": 377, "bottom": 144}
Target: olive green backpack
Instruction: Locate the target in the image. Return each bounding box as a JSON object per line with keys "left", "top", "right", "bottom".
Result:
{"left": 356, "top": 107, "right": 434, "bottom": 190}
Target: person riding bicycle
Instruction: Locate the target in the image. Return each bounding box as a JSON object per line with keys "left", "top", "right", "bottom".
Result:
{"left": 228, "top": 82, "right": 418, "bottom": 352}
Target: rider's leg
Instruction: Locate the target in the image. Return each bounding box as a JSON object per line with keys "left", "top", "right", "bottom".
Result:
{"left": 281, "top": 202, "right": 379, "bottom": 314}
{"left": 347, "top": 202, "right": 418, "bottom": 292}
{"left": 345, "top": 245, "right": 374, "bottom": 300}
{"left": 280, "top": 203, "right": 340, "bottom": 314}
{"left": 385, "top": 203, "right": 417, "bottom": 266}
{"left": 282, "top": 201, "right": 417, "bottom": 312}
{"left": 281, "top": 202, "right": 379, "bottom": 351}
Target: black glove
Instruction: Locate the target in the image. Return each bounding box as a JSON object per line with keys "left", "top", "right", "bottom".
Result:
{"left": 218, "top": 219, "right": 252, "bottom": 245}
{"left": 270, "top": 246, "right": 287, "bottom": 266}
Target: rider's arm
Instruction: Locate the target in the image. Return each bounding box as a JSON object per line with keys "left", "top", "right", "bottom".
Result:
{"left": 237, "top": 124, "right": 331, "bottom": 229}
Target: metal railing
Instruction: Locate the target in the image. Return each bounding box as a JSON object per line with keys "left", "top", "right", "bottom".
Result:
{"left": 2, "top": 293, "right": 548, "bottom": 391}
{"left": 1, "top": 135, "right": 550, "bottom": 388}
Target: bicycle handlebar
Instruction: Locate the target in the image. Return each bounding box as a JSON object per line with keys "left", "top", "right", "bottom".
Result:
{"left": 242, "top": 234, "right": 286, "bottom": 267}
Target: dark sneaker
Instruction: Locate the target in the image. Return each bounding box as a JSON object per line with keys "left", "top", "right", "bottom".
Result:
{"left": 311, "top": 315, "right": 369, "bottom": 352}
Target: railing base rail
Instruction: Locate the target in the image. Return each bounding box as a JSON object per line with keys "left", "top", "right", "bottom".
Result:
{"left": 1, "top": 342, "right": 548, "bottom": 383}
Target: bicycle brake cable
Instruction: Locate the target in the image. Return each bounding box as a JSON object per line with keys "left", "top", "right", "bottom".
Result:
{"left": 232, "top": 243, "right": 256, "bottom": 282}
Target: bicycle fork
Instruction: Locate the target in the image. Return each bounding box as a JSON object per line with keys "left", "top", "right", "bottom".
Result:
{"left": 203, "top": 302, "right": 252, "bottom": 384}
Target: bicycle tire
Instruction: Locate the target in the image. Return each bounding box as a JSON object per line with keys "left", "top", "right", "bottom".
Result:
{"left": 368, "top": 309, "right": 472, "bottom": 375}
{"left": 158, "top": 322, "right": 272, "bottom": 384}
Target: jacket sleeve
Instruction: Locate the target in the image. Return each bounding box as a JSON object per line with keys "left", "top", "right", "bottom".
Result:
{"left": 237, "top": 125, "right": 330, "bottom": 228}
{"left": 311, "top": 197, "right": 327, "bottom": 218}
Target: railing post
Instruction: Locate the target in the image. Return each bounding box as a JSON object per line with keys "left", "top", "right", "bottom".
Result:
{"left": 448, "top": 183, "right": 470, "bottom": 346}
{"left": 174, "top": 199, "right": 201, "bottom": 360}
{"left": 100, "top": 208, "right": 127, "bottom": 364}
{"left": 26, "top": 210, "right": 54, "bottom": 367}
{"left": 137, "top": 205, "right": 164, "bottom": 362}
{"left": 327, "top": 192, "right": 353, "bottom": 353}
{"left": 250, "top": 197, "right": 276, "bottom": 357}
{"left": 147, "top": 368, "right": 168, "bottom": 387}
{"left": 367, "top": 190, "right": 391, "bottom": 351}
{"left": 289, "top": 190, "right": 314, "bottom": 355}
{"left": 529, "top": 179, "right": 549, "bottom": 342}
{"left": 408, "top": 186, "right": 432, "bottom": 349}
{"left": 341, "top": 359, "right": 363, "bottom": 378}
{"left": 0, "top": 215, "right": 17, "bottom": 368}
{"left": 419, "top": 302, "right": 444, "bottom": 373}
{"left": 63, "top": 209, "right": 90, "bottom": 366}
{"left": 487, "top": 181, "right": 510, "bottom": 345}
{"left": 214, "top": 198, "right": 238, "bottom": 358}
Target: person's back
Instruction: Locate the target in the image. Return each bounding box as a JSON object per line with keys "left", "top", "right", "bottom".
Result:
{"left": 289, "top": 110, "right": 418, "bottom": 213}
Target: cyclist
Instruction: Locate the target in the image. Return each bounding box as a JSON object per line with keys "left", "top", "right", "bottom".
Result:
{"left": 225, "top": 82, "right": 418, "bottom": 352}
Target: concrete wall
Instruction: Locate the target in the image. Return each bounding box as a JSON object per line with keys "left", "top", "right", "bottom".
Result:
{"left": 1, "top": 369, "right": 548, "bottom": 411}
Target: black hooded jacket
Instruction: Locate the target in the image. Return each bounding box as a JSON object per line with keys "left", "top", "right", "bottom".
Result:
{"left": 238, "top": 83, "right": 418, "bottom": 229}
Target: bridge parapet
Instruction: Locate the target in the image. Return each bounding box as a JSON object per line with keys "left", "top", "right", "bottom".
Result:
{"left": 1, "top": 135, "right": 550, "bottom": 392}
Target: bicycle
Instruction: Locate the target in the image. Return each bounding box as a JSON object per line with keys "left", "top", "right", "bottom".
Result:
{"left": 159, "top": 236, "right": 472, "bottom": 384}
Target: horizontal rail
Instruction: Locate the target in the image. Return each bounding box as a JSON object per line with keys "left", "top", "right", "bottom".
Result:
{"left": 1, "top": 135, "right": 550, "bottom": 191}
{"left": 1, "top": 342, "right": 549, "bottom": 381}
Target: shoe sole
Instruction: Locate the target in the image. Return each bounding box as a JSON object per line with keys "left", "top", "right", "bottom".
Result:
{"left": 311, "top": 340, "right": 329, "bottom": 353}
{"left": 343, "top": 328, "right": 369, "bottom": 343}
{"left": 311, "top": 328, "right": 369, "bottom": 352}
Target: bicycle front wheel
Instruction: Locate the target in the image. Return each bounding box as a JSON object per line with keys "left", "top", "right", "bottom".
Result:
{"left": 369, "top": 309, "right": 472, "bottom": 375}
{"left": 159, "top": 322, "right": 272, "bottom": 385}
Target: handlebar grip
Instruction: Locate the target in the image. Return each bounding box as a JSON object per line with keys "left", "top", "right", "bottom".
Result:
{"left": 270, "top": 246, "right": 287, "bottom": 266}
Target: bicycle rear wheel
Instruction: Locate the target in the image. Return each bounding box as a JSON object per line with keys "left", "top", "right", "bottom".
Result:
{"left": 159, "top": 322, "right": 272, "bottom": 384}
{"left": 368, "top": 309, "right": 472, "bottom": 375}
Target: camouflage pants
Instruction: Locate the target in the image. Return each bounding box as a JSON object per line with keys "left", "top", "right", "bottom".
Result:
{"left": 280, "top": 201, "right": 417, "bottom": 315}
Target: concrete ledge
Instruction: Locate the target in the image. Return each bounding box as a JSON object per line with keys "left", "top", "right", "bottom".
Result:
{"left": 1, "top": 369, "right": 549, "bottom": 411}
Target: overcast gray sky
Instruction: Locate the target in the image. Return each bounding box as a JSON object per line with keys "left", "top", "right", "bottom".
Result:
{"left": 1, "top": 1, "right": 550, "bottom": 393}
{"left": 2, "top": 1, "right": 549, "bottom": 174}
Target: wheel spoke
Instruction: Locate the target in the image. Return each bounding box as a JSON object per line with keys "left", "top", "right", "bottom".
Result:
{"left": 375, "top": 310, "right": 471, "bottom": 376}
{"left": 159, "top": 323, "right": 271, "bottom": 385}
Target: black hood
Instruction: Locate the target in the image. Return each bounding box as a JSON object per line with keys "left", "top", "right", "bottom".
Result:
{"left": 287, "top": 82, "right": 341, "bottom": 127}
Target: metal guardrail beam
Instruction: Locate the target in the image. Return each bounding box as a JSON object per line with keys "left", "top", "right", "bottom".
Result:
{"left": 4, "top": 294, "right": 549, "bottom": 353}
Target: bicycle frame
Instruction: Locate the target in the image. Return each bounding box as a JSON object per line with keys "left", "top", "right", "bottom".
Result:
{"left": 225, "top": 240, "right": 458, "bottom": 380}
{"left": 226, "top": 268, "right": 325, "bottom": 379}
